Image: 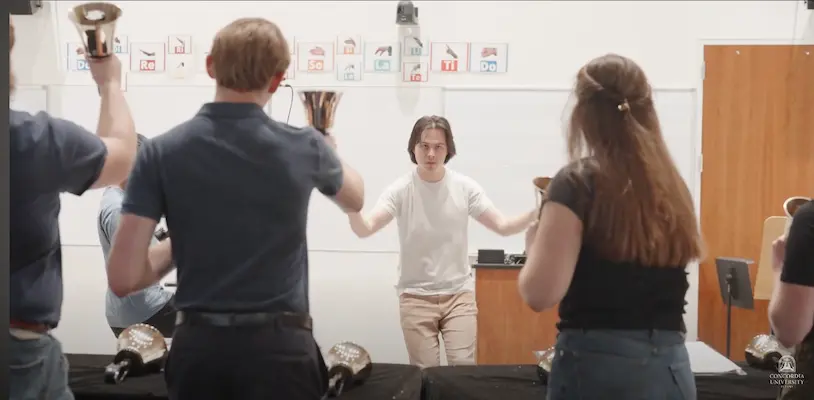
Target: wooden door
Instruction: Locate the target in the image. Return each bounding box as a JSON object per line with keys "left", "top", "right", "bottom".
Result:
{"left": 698, "top": 45, "right": 814, "bottom": 360}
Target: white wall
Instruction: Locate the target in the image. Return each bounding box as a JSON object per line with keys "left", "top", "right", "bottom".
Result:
{"left": 11, "top": 1, "right": 814, "bottom": 363}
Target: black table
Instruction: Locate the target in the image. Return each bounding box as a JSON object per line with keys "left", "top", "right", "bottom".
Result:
{"left": 68, "top": 354, "right": 422, "bottom": 400}
{"left": 421, "top": 363, "right": 779, "bottom": 400}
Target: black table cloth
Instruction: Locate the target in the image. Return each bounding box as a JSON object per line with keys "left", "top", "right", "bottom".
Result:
{"left": 69, "top": 353, "right": 779, "bottom": 400}
{"left": 68, "top": 354, "right": 423, "bottom": 400}
{"left": 421, "top": 363, "right": 779, "bottom": 400}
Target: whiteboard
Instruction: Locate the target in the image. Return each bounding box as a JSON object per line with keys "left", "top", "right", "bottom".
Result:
{"left": 10, "top": 86, "right": 47, "bottom": 114}
{"left": 50, "top": 84, "right": 443, "bottom": 251}
{"left": 50, "top": 84, "right": 219, "bottom": 246}
{"left": 443, "top": 88, "right": 697, "bottom": 254}
{"left": 271, "top": 86, "right": 444, "bottom": 252}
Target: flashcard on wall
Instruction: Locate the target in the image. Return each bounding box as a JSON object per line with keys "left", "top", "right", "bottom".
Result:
{"left": 364, "top": 42, "right": 400, "bottom": 73}
{"left": 112, "top": 35, "right": 129, "bottom": 54}
{"left": 401, "top": 35, "right": 429, "bottom": 57}
{"left": 286, "top": 36, "right": 296, "bottom": 54}
{"left": 336, "top": 57, "right": 362, "bottom": 81}
{"left": 167, "top": 54, "right": 194, "bottom": 79}
{"left": 66, "top": 42, "right": 89, "bottom": 72}
{"left": 336, "top": 34, "right": 362, "bottom": 55}
{"left": 430, "top": 42, "right": 470, "bottom": 73}
{"left": 402, "top": 62, "right": 428, "bottom": 83}
{"left": 66, "top": 42, "right": 131, "bottom": 73}
{"left": 468, "top": 42, "right": 509, "bottom": 73}
{"left": 297, "top": 42, "right": 335, "bottom": 73}
{"left": 130, "top": 43, "right": 167, "bottom": 73}
{"left": 167, "top": 35, "right": 193, "bottom": 55}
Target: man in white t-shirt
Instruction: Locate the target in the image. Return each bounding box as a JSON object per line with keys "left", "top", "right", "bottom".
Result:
{"left": 347, "top": 115, "right": 535, "bottom": 368}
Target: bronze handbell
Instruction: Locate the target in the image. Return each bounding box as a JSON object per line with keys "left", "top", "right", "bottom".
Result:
{"left": 783, "top": 196, "right": 811, "bottom": 235}
{"left": 784, "top": 196, "right": 811, "bottom": 218}
{"left": 324, "top": 342, "right": 373, "bottom": 397}
{"left": 533, "top": 176, "right": 553, "bottom": 220}
{"left": 67, "top": 2, "right": 123, "bottom": 59}
{"left": 299, "top": 91, "right": 343, "bottom": 135}
{"left": 533, "top": 347, "right": 556, "bottom": 384}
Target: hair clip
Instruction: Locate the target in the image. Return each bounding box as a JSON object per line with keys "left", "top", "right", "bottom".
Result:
{"left": 617, "top": 100, "right": 630, "bottom": 112}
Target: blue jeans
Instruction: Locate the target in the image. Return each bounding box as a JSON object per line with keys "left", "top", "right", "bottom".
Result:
{"left": 547, "top": 329, "right": 696, "bottom": 400}
{"left": 10, "top": 332, "right": 74, "bottom": 400}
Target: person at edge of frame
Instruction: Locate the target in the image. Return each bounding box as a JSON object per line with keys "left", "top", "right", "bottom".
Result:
{"left": 10, "top": 16, "right": 139, "bottom": 400}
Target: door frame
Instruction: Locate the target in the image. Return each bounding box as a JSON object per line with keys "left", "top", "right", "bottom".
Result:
{"left": 691, "top": 38, "right": 813, "bottom": 343}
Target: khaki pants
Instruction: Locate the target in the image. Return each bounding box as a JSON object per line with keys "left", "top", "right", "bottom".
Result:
{"left": 398, "top": 291, "right": 478, "bottom": 368}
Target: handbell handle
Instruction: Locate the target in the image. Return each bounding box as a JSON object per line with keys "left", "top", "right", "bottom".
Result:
{"left": 84, "top": 29, "right": 110, "bottom": 59}
{"left": 326, "top": 372, "right": 347, "bottom": 397}
{"left": 104, "top": 359, "right": 131, "bottom": 384}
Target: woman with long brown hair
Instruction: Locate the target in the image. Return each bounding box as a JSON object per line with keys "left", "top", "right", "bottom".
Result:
{"left": 519, "top": 53, "right": 704, "bottom": 399}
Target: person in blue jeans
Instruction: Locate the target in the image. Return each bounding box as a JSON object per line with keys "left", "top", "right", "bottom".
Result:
{"left": 97, "top": 134, "right": 177, "bottom": 338}
{"left": 518, "top": 53, "right": 704, "bottom": 400}
{"left": 10, "top": 19, "right": 138, "bottom": 400}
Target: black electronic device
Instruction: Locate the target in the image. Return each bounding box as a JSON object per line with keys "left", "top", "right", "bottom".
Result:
{"left": 396, "top": 1, "right": 419, "bottom": 25}
{"left": 477, "top": 249, "right": 505, "bottom": 264}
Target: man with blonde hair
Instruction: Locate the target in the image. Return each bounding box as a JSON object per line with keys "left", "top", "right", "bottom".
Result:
{"left": 10, "top": 17, "right": 138, "bottom": 400}
{"left": 104, "top": 18, "right": 365, "bottom": 400}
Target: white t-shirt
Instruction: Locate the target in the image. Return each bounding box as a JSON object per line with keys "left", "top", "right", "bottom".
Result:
{"left": 376, "top": 168, "right": 494, "bottom": 296}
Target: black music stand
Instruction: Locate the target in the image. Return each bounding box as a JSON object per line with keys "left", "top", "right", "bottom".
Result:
{"left": 715, "top": 257, "right": 755, "bottom": 359}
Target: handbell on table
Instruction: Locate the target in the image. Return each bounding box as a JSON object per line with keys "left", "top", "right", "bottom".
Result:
{"left": 744, "top": 334, "right": 792, "bottom": 371}
{"left": 324, "top": 341, "right": 373, "bottom": 397}
{"left": 533, "top": 346, "right": 556, "bottom": 384}
{"left": 104, "top": 323, "right": 168, "bottom": 384}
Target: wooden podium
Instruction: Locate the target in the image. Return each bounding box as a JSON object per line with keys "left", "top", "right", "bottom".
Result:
{"left": 474, "top": 264, "right": 560, "bottom": 365}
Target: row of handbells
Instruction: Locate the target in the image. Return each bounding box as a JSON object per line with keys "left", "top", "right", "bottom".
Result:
{"left": 105, "top": 323, "right": 372, "bottom": 398}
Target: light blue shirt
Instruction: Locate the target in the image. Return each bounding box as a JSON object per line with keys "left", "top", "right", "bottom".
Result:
{"left": 98, "top": 186, "right": 173, "bottom": 328}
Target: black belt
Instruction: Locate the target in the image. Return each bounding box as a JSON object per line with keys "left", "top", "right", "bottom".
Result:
{"left": 176, "top": 311, "right": 313, "bottom": 331}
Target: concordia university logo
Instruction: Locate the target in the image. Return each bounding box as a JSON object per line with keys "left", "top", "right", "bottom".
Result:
{"left": 770, "top": 355, "right": 805, "bottom": 388}
{"left": 778, "top": 355, "right": 796, "bottom": 373}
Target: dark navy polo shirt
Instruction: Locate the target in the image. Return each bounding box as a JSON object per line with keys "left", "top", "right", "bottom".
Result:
{"left": 121, "top": 103, "right": 343, "bottom": 314}
{"left": 11, "top": 110, "right": 108, "bottom": 327}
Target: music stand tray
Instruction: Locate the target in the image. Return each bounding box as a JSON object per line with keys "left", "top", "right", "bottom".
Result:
{"left": 715, "top": 257, "right": 755, "bottom": 360}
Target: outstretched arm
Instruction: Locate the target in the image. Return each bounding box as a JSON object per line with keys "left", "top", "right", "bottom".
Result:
{"left": 476, "top": 208, "right": 536, "bottom": 237}
{"left": 348, "top": 207, "right": 395, "bottom": 238}
{"left": 465, "top": 178, "right": 535, "bottom": 236}
{"left": 348, "top": 183, "right": 400, "bottom": 238}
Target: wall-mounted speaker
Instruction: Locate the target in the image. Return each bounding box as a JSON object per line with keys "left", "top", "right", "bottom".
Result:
{"left": 9, "top": 0, "right": 43, "bottom": 15}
